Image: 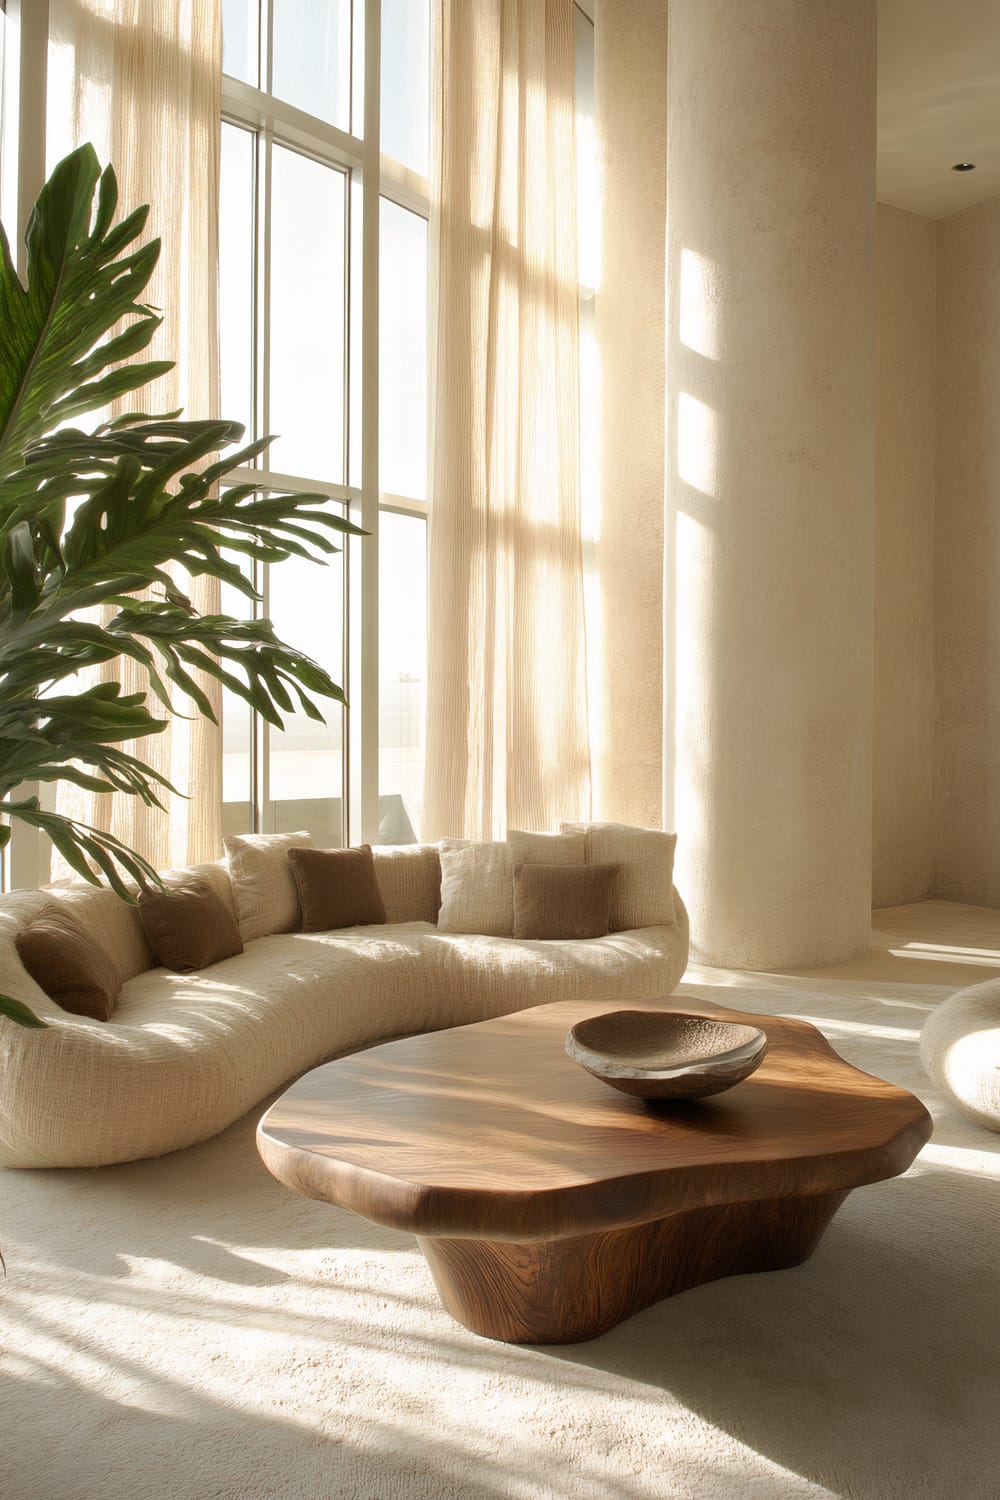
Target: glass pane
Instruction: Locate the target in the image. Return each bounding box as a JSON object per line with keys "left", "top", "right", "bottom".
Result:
{"left": 222, "top": 0, "right": 259, "bottom": 85}
{"left": 379, "top": 199, "right": 427, "bottom": 500}
{"left": 266, "top": 538, "right": 346, "bottom": 847}
{"left": 380, "top": 0, "right": 430, "bottom": 177}
{"left": 272, "top": 0, "right": 351, "bottom": 132}
{"left": 575, "top": 7, "right": 597, "bottom": 293}
{"left": 219, "top": 123, "right": 255, "bottom": 445}
{"left": 269, "top": 145, "right": 347, "bottom": 484}
{"left": 378, "top": 511, "right": 425, "bottom": 843}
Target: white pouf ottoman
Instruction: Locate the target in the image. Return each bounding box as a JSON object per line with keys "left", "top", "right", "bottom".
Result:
{"left": 919, "top": 978, "right": 1000, "bottom": 1134}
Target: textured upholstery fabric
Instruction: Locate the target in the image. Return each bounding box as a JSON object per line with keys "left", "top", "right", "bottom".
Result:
{"left": 15, "top": 903, "right": 122, "bottom": 1021}
{"left": 512, "top": 862, "right": 617, "bottom": 941}
{"left": 372, "top": 845, "right": 441, "bottom": 924}
{"left": 437, "top": 841, "right": 514, "bottom": 936}
{"left": 138, "top": 879, "right": 243, "bottom": 973}
{"left": 0, "top": 872, "right": 689, "bottom": 1169}
{"left": 224, "top": 832, "right": 313, "bottom": 941}
{"left": 507, "top": 829, "right": 587, "bottom": 867}
{"left": 287, "top": 846, "right": 387, "bottom": 933}
{"left": 919, "top": 979, "right": 1000, "bottom": 1133}
{"left": 561, "top": 821, "right": 677, "bottom": 930}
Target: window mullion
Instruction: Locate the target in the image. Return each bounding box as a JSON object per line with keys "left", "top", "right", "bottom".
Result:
{"left": 255, "top": 124, "right": 273, "bottom": 833}
{"left": 347, "top": 0, "right": 382, "bottom": 847}
{"left": 378, "top": 155, "right": 429, "bottom": 218}
{"left": 223, "top": 79, "right": 362, "bottom": 172}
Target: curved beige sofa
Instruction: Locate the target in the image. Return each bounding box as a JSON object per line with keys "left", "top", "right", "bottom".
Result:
{"left": 0, "top": 846, "right": 689, "bottom": 1169}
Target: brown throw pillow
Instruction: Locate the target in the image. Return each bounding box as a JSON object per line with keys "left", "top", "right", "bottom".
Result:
{"left": 287, "top": 845, "right": 388, "bottom": 932}
{"left": 512, "top": 862, "right": 618, "bottom": 941}
{"left": 138, "top": 878, "right": 244, "bottom": 973}
{"left": 16, "top": 902, "right": 123, "bottom": 1021}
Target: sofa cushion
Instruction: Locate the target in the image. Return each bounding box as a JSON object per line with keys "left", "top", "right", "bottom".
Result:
{"left": 287, "top": 846, "right": 388, "bottom": 932}
{"left": 437, "top": 841, "right": 513, "bottom": 936}
{"left": 15, "top": 902, "right": 122, "bottom": 1021}
{"left": 560, "top": 822, "right": 677, "bottom": 931}
{"left": 138, "top": 878, "right": 244, "bottom": 972}
{"left": 512, "top": 862, "right": 618, "bottom": 941}
{"left": 224, "top": 831, "right": 313, "bottom": 941}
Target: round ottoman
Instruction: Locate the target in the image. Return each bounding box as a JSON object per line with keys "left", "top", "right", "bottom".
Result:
{"left": 920, "top": 978, "right": 1000, "bottom": 1133}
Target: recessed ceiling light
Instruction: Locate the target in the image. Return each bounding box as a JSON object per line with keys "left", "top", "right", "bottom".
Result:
{"left": 952, "top": 162, "right": 976, "bottom": 172}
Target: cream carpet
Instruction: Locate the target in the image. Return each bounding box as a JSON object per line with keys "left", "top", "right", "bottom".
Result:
{"left": 2, "top": 903, "right": 999, "bottom": 1500}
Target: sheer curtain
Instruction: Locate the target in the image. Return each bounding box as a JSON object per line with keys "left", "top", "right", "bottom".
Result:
{"left": 422, "top": 0, "right": 591, "bottom": 841}
{"left": 47, "top": 0, "right": 223, "bottom": 871}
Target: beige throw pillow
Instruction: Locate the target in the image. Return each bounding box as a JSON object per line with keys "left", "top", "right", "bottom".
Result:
{"left": 560, "top": 821, "right": 677, "bottom": 931}
{"left": 437, "top": 841, "right": 513, "bottom": 936}
{"left": 224, "top": 831, "right": 314, "bottom": 942}
{"left": 512, "top": 862, "right": 618, "bottom": 941}
{"left": 507, "top": 829, "right": 587, "bottom": 867}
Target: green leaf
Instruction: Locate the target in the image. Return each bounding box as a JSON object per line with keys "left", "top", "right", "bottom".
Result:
{"left": 0, "top": 994, "right": 47, "bottom": 1029}
{"left": 0, "top": 146, "right": 364, "bottom": 891}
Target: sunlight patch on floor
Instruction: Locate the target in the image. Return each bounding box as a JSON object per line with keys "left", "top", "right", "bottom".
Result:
{"left": 912, "top": 1141, "right": 1000, "bottom": 1178}
{"left": 890, "top": 943, "right": 1000, "bottom": 967}
{"left": 782, "top": 1016, "right": 922, "bottom": 1042}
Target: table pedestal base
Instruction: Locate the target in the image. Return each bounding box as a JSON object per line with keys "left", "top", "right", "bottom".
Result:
{"left": 418, "top": 1189, "right": 848, "bottom": 1344}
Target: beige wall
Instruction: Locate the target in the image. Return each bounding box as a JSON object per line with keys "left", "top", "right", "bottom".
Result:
{"left": 932, "top": 195, "right": 1000, "bottom": 907}
{"left": 872, "top": 205, "right": 936, "bottom": 907}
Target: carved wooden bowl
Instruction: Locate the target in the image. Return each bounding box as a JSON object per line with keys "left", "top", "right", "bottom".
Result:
{"left": 565, "top": 1009, "right": 768, "bottom": 1100}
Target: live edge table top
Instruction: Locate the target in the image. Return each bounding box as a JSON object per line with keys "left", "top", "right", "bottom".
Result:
{"left": 256, "top": 991, "right": 933, "bottom": 1246}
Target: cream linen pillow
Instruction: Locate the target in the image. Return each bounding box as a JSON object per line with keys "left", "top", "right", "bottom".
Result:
{"left": 436, "top": 841, "right": 513, "bottom": 936}
{"left": 224, "top": 831, "right": 314, "bottom": 942}
{"left": 507, "top": 829, "right": 587, "bottom": 867}
{"left": 560, "top": 821, "right": 677, "bottom": 931}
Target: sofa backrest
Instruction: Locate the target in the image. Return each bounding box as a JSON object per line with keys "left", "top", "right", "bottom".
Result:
{"left": 26, "top": 847, "right": 440, "bottom": 985}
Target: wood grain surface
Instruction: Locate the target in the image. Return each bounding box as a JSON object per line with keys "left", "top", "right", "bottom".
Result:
{"left": 418, "top": 1189, "right": 849, "bottom": 1343}
{"left": 257, "top": 991, "right": 932, "bottom": 1242}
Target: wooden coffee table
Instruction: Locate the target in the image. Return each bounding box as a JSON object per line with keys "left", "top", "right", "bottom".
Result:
{"left": 257, "top": 993, "right": 932, "bottom": 1344}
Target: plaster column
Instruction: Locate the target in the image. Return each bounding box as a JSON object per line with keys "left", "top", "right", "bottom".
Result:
{"left": 665, "top": 0, "right": 876, "bottom": 968}
{"left": 591, "top": 0, "right": 667, "bottom": 827}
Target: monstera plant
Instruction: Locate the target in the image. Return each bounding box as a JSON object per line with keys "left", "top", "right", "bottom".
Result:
{"left": 0, "top": 145, "right": 361, "bottom": 1027}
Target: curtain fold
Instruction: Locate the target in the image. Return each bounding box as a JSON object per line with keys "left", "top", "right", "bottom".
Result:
{"left": 423, "top": 0, "right": 591, "bottom": 841}
{"left": 592, "top": 0, "right": 667, "bottom": 828}
{"left": 48, "top": 0, "right": 223, "bottom": 872}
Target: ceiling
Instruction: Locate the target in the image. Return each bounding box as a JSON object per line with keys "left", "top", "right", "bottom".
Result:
{"left": 878, "top": 0, "right": 1000, "bottom": 218}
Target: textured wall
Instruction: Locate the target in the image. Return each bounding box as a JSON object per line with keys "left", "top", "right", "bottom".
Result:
{"left": 933, "top": 196, "right": 1000, "bottom": 908}
{"left": 666, "top": 0, "right": 877, "bottom": 968}
{"left": 590, "top": 0, "right": 667, "bottom": 827}
{"left": 872, "top": 205, "right": 936, "bottom": 908}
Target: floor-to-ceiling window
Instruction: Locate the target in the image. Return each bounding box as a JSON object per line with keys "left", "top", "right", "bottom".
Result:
{"left": 219, "top": 0, "right": 429, "bottom": 847}
{"left": 0, "top": 1, "right": 599, "bottom": 887}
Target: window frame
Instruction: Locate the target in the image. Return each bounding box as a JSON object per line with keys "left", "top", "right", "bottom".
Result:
{"left": 221, "top": 0, "right": 430, "bottom": 848}
{"left": 1, "top": 0, "right": 51, "bottom": 892}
